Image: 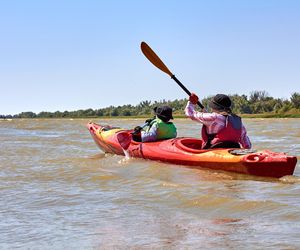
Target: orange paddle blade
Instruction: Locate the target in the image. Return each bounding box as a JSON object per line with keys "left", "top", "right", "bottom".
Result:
{"left": 141, "top": 42, "right": 173, "bottom": 77}
{"left": 117, "top": 132, "right": 132, "bottom": 150}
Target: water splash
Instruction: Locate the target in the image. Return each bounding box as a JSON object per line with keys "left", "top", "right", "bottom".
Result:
{"left": 280, "top": 175, "right": 300, "bottom": 184}
{"left": 118, "top": 148, "right": 131, "bottom": 164}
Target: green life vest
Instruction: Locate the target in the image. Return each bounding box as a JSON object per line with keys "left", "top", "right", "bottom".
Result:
{"left": 145, "top": 117, "right": 177, "bottom": 140}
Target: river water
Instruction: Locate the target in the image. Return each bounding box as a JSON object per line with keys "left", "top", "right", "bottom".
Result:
{"left": 1, "top": 118, "right": 299, "bottom": 249}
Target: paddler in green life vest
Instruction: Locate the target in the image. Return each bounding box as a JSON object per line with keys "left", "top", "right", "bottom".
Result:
{"left": 132, "top": 105, "right": 177, "bottom": 142}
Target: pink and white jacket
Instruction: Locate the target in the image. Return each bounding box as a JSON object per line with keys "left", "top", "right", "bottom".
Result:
{"left": 185, "top": 101, "right": 251, "bottom": 149}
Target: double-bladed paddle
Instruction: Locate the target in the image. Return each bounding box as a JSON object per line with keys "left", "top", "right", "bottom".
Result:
{"left": 140, "top": 41, "right": 204, "bottom": 109}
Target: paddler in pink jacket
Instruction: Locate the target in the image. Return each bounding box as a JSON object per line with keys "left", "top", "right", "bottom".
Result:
{"left": 185, "top": 93, "right": 251, "bottom": 149}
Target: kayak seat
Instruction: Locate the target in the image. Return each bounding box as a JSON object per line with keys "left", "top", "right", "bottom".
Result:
{"left": 210, "top": 141, "right": 241, "bottom": 149}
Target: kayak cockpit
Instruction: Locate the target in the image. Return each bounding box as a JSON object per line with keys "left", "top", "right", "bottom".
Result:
{"left": 175, "top": 138, "right": 205, "bottom": 153}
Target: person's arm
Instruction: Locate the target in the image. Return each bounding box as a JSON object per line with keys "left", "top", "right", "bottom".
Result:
{"left": 185, "top": 101, "right": 204, "bottom": 122}
{"left": 185, "top": 101, "right": 216, "bottom": 125}
{"left": 240, "top": 125, "right": 252, "bottom": 149}
{"left": 141, "top": 123, "right": 159, "bottom": 142}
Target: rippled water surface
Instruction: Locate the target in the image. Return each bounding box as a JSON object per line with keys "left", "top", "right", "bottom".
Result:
{"left": 1, "top": 118, "right": 299, "bottom": 249}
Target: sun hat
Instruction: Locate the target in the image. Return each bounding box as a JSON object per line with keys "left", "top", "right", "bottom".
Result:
{"left": 209, "top": 94, "right": 232, "bottom": 112}
{"left": 153, "top": 106, "right": 174, "bottom": 121}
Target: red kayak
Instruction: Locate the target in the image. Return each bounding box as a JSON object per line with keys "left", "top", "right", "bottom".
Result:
{"left": 87, "top": 122, "right": 297, "bottom": 178}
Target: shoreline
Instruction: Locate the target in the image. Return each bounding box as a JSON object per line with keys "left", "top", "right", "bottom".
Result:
{"left": 1, "top": 114, "right": 300, "bottom": 120}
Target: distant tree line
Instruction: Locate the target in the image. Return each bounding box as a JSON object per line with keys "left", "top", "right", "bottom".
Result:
{"left": 1, "top": 91, "right": 300, "bottom": 119}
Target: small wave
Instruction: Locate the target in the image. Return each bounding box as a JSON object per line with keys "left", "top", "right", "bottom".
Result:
{"left": 86, "top": 153, "right": 107, "bottom": 159}
{"left": 280, "top": 175, "right": 300, "bottom": 184}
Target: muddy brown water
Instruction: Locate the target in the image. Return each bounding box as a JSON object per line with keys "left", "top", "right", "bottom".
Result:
{"left": 1, "top": 118, "right": 299, "bottom": 249}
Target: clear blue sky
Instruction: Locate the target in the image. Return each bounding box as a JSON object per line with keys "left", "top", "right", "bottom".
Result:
{"left": 1, "top": 0, "right": 299, "bottom": 115}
